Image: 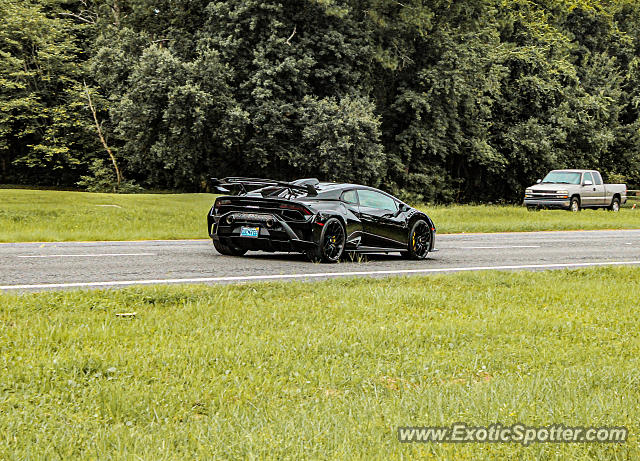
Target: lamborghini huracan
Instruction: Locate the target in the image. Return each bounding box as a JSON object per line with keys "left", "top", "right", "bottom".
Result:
{"left": 207, "top": 177, "right": 436, "bottom": 263}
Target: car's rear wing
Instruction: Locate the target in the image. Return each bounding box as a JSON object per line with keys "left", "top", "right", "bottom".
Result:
{"left": 210, "top": 177, "right": 318, "bottom": 197}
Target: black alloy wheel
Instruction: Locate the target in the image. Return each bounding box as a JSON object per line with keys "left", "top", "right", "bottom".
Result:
{"left": 309, "top": 217, "right": 346, "bottom": 263}
{"left": 403, "top": 219, "right": 431, "bottom": 260}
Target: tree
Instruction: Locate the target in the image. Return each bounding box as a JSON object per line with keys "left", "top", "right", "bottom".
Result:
{"left": 0, "top": 0, "right": 98, "bottom": 184}
{"left": 112, "top": 45, "right": 247, "bottom": 188}
{"left": 299, "top": 95, "right": 384, "bottom": 184}
{"left": 3, "top": 0, "right": 640, "bottom": 197}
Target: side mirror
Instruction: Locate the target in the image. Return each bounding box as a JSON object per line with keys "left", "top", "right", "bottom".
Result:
{"left": 583, "top": 180, "right": 593, "bottom": 186}
{"left": 385, "top": 203, "right": 408, "bottom": 218}
{"left": 536, "top": 179, "right": 542, "bottom": 184}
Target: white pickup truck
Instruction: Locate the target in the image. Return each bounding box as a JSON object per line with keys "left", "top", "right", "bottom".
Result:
{"left": 524, "top": 169, "right": 627, "bottom": 211}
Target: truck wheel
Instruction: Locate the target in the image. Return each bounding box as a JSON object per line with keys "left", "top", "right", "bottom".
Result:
{"left": 609, "top": 196, "right": 620, "bottom": 212}
{"left": 570, "top": 196, "right": 581, "bottom": 212}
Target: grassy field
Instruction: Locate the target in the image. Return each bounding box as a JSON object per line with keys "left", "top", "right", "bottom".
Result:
{"left": 427, "top": 200, "right": 640, "bottom": 233}
{"left": 0, "top": 189, "right": 215, "bottom": 242}
{"left": 0, "top": 189, "right": 639, "bottom": 242}
{"left": 1, "top": 267, "right": 639, "bottom": 459}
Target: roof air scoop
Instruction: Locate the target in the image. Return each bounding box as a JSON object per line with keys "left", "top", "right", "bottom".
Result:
{"left": 292, "top": 178, "right": 320, "bottom": 186}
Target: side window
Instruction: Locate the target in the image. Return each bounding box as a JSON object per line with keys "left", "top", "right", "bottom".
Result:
{"left": 341, "top": 190, "right": 358, "bottom": 205}
{"left": 593, "top": 172, "right": 603, "bottom": 185}
{"left": 583, "top": 172, "right": 593, "bottom": 184}
{"left": 358, "top": 189, "right": 397, "bottom": 211}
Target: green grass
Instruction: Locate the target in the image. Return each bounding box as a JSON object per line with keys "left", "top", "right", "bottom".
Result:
{"left": 0, "top": 189, "right": 215, "bottom": 242}
{"left": 1, "top": 189, "right": 640, "bottom": 242}
{"left": 425, "top": 202, "right": 640, "bottom": 233}
{"left": 1, "top": 267, "right": 639, "bottom": 459}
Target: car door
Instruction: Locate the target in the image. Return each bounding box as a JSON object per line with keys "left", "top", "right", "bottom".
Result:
{"left": 581, "top": 172, "right": 597, "bottom": 207}
{"left": 356, "top": 189, "right": 407, "bottom": 249}
{"left": 339, "top": 189, "right": 364, "bottom": 248}
{"left": 591, "top": 171, "right": 606, "bottom": 206}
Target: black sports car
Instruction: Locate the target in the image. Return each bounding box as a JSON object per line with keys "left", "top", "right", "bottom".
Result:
{"left": 207, "top": 177, "right": 436, "bottom": 263}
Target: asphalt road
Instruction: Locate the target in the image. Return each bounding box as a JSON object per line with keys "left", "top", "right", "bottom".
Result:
{"left": 2, "top": 229, "right": 640, "bottom": 291}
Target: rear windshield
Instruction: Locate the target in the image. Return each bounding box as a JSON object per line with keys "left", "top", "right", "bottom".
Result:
{"left": 541, "top": 171, "right": 581, "bottom": 185}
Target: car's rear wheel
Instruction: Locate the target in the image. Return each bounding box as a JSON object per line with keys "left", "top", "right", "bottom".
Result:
{"left": 402, "top": 219, "right": 432, "bottom": 260}
{"left": 308, "top": 218, "right": 345, "bottom": 263}
{"left": 213, "top": 238, "right": 247, "bottom": 256}
{"left": 609, "top": 196, "right": 621, "bottom": 212}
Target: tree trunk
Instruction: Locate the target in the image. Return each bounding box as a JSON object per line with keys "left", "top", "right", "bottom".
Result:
{"left": 84, "top": 82, "right": 122, "bottom": 188}
{"left": 0, "top": 153, "right": 6, "bottom": 183}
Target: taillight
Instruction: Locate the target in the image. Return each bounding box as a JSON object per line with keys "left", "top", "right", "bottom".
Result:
{"left": 214, "top": 198, "right": 231, "bottom": 213}
{"left": 279, "top": 203, "right": 312, "bottom": 215}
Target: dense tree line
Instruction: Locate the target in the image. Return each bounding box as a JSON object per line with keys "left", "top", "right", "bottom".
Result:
{"left": 2, "top": 0, "right": 640, "bottom": 202}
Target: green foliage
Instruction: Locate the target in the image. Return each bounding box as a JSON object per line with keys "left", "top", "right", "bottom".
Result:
{"left": 298, "top": 95, "right": 384, "bottom": 185}
{"left": 606, "top": 172, "right": 627, "bottom": 184}
{"left": 0, "top": 0, "right": 99, "bottom": 184}
{"left": 76, "top": 158, "right": 143, "bottom": 193}
{"left": 112, "top": 45, "right": 246, "bottom": 189}
{"left": 3, "top": 0, "right": 640, "bottom": 200}
{"left": 198, "top": 0, "right": 376, "bottom": 183}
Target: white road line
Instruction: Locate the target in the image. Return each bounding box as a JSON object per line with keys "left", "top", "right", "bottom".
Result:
{"left": 1, "top": 260, "right": 639, "bottom": 290}
{"left": 16, "top": 253, "right": 155, "bottom": 258}
{"left": 449, "top": 245, "right": 541, "bottom": 249}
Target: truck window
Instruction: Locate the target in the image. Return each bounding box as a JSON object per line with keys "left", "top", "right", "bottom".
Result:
{"left": 593, "top": 172, "right": 603, "bottom": 185}
{"left": 582, "top": 172, "right": 593, "bottom": 184}
{"left": 541, "top": 171, "right": 581, "bottom": 184}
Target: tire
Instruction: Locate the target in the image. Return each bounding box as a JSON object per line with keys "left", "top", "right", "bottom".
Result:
{"left": 609, "top": 196, "right": 620, "bottom": 212}
{"left": 526, "top": 206, "right": 539, "bottom": 212}
{"left": 307, "top": 217, "right": 346, "bottom": 263}
{"left": 570, "top": 196, "right": 581, "bottom": 212}
{"left": 213, "top": 238, "right": 247, "bottom": 256}
{"left": 403, "top": 219, "right": 432, "bottom": 260}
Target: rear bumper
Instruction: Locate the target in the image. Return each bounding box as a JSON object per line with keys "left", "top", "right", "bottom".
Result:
{"left": 215, "top": 235, "right": 317, "bottom": 252}
{"left": 208, "top": 210, "right": 318, "bottom": 253}
{"left": 524, "top": 198, "right": 570, "bottom": 209}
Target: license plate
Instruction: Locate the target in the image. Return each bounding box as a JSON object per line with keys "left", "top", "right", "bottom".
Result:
{"left": 240, "top": 226, "right": 259, "bottom": 238}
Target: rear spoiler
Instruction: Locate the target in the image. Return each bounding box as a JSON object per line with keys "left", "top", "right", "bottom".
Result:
{"left": 210, "top": 177, "right": 318, "bottom": 197}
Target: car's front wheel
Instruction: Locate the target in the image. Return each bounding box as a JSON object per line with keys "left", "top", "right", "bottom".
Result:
{"left": 402, "top": 219, "right": 432, "bottom": 260}
{"left": 570, "top": 196, "right": 581, "bottom": 212}
{"left": 308, "top": 218, "right": 345, "bottom": 263}
{"left": 213, "top": 238, "right": 247, "bottom": 256}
